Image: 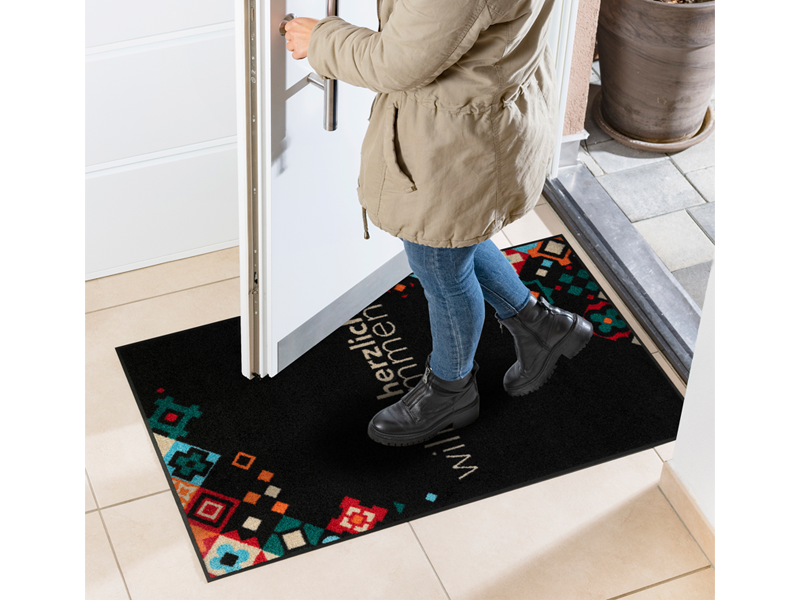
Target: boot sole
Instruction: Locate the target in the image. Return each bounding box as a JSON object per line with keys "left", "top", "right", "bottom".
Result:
{"left": 505, "top": 316, "right": 594, "bottom": 398}
{"left": 367, "top": 399, "right": 480, "bottom": 447}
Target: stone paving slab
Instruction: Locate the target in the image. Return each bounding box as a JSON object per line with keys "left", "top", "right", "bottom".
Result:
{"left": 688, "top": 203, "right": 715, "bottom": 243}
{"left": 686, "top": 166, "right": 715, "bottom": 203}
{"left": 579, "top": 75, "right": 715, "bottom": 318}
{"left": 587, "top": 140, "right": 669, "bottom": 174}
{"left": 633, "top": 211, "right": 715, "bottom": 272}
{"left": 672, "top": 261, "right": 713, "bottom": 310}
{"left": 668, "top": 131, "right": 716, "bottom": 174}
{"left": 597, "top": 161, "right": 706, "bottom": 222}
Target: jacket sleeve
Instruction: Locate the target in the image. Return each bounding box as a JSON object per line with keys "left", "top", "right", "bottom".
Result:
{"left": 307, "top": 0, "right": 497, "bottom": 94}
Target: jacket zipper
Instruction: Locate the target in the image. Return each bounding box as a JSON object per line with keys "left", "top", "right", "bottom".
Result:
{"left": 357, "top": 1, "right": 380, "bottom": 242}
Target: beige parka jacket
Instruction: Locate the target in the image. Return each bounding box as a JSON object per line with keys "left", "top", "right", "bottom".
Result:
{"left": 308, "top": 0, "right": 558, "bottom": 248}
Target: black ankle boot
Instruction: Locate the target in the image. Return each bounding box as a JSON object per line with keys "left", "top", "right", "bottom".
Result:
{"left": 367, "top": 355, "right": 480, "bottom": 446}
{"left": 495, "top": 295, "right": 593, "bottom": 397}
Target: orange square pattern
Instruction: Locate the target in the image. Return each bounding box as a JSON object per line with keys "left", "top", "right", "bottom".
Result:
{"left": 258, "top": 470, "right": 273, "bottom": 482}
{"left": 244, "top": 492, "right": 260, "bottom": 505}
{"left": 232, "top": 452, "right": 256, "bottom": 470}
{"left": 271, "top": 501, "right": 289, "bottom": 514}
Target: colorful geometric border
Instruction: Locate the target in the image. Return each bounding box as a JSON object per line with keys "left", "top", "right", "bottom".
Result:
{"left": 119, "top": 235, "right": 668, "bottom": 582}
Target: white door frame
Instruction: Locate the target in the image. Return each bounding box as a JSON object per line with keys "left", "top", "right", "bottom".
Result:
{"left": 548, "top": 0, "right": 582, "bottom": 178}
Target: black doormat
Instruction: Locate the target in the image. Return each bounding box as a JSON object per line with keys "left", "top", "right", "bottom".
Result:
{"left": 117, "top": 235, "right": 683, "bottom": 582}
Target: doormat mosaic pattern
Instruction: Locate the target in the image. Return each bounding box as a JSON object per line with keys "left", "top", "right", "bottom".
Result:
{"left": 117, "top": 235, "right": 684, "bottom": 582}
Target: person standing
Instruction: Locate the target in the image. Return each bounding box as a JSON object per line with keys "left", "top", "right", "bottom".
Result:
{"left": 283, "top": 0, "right": 593, "bottom": 446}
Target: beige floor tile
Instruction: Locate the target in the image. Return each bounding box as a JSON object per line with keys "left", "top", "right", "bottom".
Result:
{"left": 502, "top": 202, "right": 660, "bottom": 355}
{"left": 86, "top": 246, "right": 239, "bottom": 313}
{"left": 501, "top": 202, "right": 558, "bottom": 245}
{"left": 101, "top": 492, "right": 449, "bottom": 600}
{"left": 86, "top": 471, "right": 98, "bottom": 512}
{"left": 411, "top": 449, "right": 709, "bottom": 600}
{"left": 491, "top": 230, "right": 512, "bottom": 250}
{"left": 620, "top": 567, "right": 714, "bottom": 600}
{"left": 86, "top": 278, "right": 239, "bottom": 508}
{"left": 655, "top": 441, "right": 676, "bottom": 462}
{"left": 86, "top": 511, "right": 130, "bottom": 600}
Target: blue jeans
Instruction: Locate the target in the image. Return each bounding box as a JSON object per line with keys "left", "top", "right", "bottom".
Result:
{"left": 402, "top": 238, "right": 533, "bottom": 381}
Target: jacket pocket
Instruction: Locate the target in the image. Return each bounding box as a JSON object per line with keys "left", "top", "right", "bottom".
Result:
{"left": 383, "top": 104, "right": 417, "bottom": 193}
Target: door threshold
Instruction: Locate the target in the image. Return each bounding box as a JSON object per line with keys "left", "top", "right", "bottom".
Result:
{"left": 543, "top": 163, "right": 700, "bottom": 383}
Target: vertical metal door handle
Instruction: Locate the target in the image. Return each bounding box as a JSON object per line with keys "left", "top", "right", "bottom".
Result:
{"left": 280, "top": 2, "right": 338, "bottom": 131}
{"left": 321, "top": 1, "right": 338, "bottom": 131}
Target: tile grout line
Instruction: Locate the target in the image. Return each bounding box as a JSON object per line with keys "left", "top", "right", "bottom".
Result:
{"left": 85, "top": 276, "right": 239, "bottom": 315}
{"left": 603, "top": 565, "right": 713, "bottom": 600}
{"left": 655, "top": 485, "right": 715, "bottom": 568}
{"left": 681, "top": 166, "right": 714, "bottom": 203}
{"left": 586, "top": 149, "right": 671, "bottom": 176}
{"left": 653, "top": 444, "right": 670, "bottom": 463}
{"left": 667, "top": 155, "right": 688, "bottom": 176}
{"left": 86, "top": 468, "right": 101, "bottom": 512}
{"left": 87, "top": 488, "right": 172, "bottom": 513}
{"left": 628, "top": 203, "right": 708, "bottom": 225}
{"left": 85, "top": 470, "right": 134, "bottom": 600}
{"left": 407, "top": 523, "right": 453, "bottom": 600}
{"left": 685, "top": 208, "right": 715, "bottom": 246}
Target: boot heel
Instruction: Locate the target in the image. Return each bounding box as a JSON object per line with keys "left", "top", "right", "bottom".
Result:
{"left": 561, "top": 317, "right": 593, "bottom": 359}
{"left": 450, "top": 400, "right": 480, "bottom": 430}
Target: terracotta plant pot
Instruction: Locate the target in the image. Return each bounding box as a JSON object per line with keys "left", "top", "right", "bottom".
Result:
{"left": 595, "top": 0, "right": 715, "bottom": 152}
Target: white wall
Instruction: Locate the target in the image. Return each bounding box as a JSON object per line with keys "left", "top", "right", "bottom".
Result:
{"left": 85, "top": 1, "right": 238, "bottom": 279}
{"left": 668, "top": 262, "right": 715, "bottom": 528}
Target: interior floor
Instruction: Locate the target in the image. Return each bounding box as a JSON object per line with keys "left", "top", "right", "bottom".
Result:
{"left": 86, "top": 196, "right": 713, "bottom": 599}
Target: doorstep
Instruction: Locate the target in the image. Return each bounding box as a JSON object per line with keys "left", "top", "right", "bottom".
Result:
{"left": 543, "top": 163, "right": 701, "bottom": 383}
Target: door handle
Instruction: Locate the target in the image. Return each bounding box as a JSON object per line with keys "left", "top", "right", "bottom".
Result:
{"left": 280, "top": 2, "right": 338, "bottom": 131}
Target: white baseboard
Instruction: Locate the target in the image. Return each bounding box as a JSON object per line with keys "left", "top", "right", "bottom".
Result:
{"left": 85, "top": 239, "right": 238, "bottom": 281}
{"left": 659, "top": 461, "right": 715, "bottom": 566}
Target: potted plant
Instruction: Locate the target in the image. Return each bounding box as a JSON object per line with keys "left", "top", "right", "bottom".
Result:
{"left": 593, "top": 0, "right": 715, "bottom": 152}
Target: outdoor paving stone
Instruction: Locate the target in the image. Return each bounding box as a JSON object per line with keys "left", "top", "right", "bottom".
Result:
{"left": 686, "top": 166, "right": 715, "bottom": 202}
{"left": 597, "top": 160, "right": 706, "bottom": 222}
{"left": 672, "top": 260, "right": 713, "bottom": 310}
{"left": 587, "top": 139, "right": 669, "bottom": 174}
{"left": 688, "top": 202, "right": 715, "bottom": 242}
{"left": 668, "top": 130, "right": 715, "bottom": 174}
{"left": 590, "top": 61, "right": 601, "bottom": 86}
{"left": 584, "top": 84, "right": 612, "bottom": 146}
{"left": 633, "top": 211, "right": 715, "bottom": 272}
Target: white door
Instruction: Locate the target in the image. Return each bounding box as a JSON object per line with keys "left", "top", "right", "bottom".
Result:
{"left": 236, "top": 0, "right": 581, "bottom": 379}
{"left": 236, "top": 0, "right": 410, "bottom": 378}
